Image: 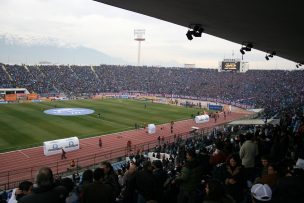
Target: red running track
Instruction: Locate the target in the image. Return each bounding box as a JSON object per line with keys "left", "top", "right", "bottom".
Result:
{"left": 0, "top": 111, "right": 251, "bottom": 189}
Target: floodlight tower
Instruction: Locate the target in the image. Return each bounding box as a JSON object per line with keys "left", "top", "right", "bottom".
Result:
{"left": 134, "top": 29, "right": 145, "bottom": 66}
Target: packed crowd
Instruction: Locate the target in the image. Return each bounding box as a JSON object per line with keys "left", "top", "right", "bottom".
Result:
{"left": 1, "top": 64, "right": 303, "bottom": 116}
{"left": 1, "top": 107, "right": 304, "bottom": 203}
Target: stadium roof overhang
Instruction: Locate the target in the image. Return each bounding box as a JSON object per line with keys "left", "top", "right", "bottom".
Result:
{"left": 228, "top": 119, "right": 280, "bottom": 126}
{"left": 94, "top": 0, "right": 304, "bottom": 64}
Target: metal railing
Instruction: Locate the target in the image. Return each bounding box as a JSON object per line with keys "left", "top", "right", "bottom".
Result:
{"left": 0, "top": 127, "right": 213, "bottom": 190}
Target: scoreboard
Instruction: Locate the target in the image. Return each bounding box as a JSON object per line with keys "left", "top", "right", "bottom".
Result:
{"left": 221, "top": 61, "right": 240, "bottom": 71}
{"left": 219, "top": 59, "right": 248, "bottom": 73}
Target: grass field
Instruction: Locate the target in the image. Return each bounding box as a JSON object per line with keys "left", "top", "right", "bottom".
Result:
{"left": 0, "top": 99, "right": 201, "bottom": 152}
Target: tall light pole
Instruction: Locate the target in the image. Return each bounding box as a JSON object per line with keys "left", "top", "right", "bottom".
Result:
{"left": 134, "top": 29, "right": 145, "bottom": 66}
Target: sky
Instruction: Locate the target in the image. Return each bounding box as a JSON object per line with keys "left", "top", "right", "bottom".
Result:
{"left": 0, "top": 0, "right": 298, "bottom": 69}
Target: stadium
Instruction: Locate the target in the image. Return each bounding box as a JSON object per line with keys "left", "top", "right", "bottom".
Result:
{"left": 0, "top": 1, "right": 304, "bottom": 203}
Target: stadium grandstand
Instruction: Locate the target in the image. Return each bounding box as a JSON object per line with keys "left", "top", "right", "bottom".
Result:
{"left": 0, "top": 63, "right": 303, "bottom": 203}
{"left": 1, "top": 64, "right": 303, "bottom": 117}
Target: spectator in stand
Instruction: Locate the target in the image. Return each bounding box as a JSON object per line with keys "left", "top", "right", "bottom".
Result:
{"left": 256, "top": 163, "right": 279, "bottom": 189}
{"left": 152, "top": 160, "right": 168, "bottom": 203}
{"left": 209, "top": 141, "right": 227, "bottom": 167}
{"left": 122, "top": 162, "right": 138, "bottom": 203}
{"left": 213, "top": 154, "right": 245, "bottom": 203}
{"left": 59, "top": 177, "right": 79, "bottom": 203}
{"left": 271, "top": 160, "right": 304, "bottom": 203}
{"left": 7, "top": 181, "right": 33, "bottom": 203}
{"left": 239, "top": 132, "right": 259, "bottom": 182}
{"left": 250, "top": 184, "right": 272, "bottom": 203}
{"left": 82, "top": 168, "right": 113, "bottom": 203}
{"left": 2, "top": 64, "right": 303, "bottom": 118}
{"left": 100, "top": 161, "right": 121, "bottom": 201}
{"left": 203, "top": 179, "right": 235, "bottom": 203}
{"left": 18, "top": 167, "right": 67, "bottom": 203}
{"left": 78, "top": 169, "right": 94, "bottom": 202}
{"left": 135, "top": 161, "right": 158, "bottom": 203}
{"left": 254, "top": 155, "right": 270, "bottom": 182}
{"left": 174, "top": 148, "right": 205, "bottom": 203}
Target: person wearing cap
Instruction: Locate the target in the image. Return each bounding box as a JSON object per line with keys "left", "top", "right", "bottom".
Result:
{"left": 251, "top": 183, "right": 272, "bottom": 202}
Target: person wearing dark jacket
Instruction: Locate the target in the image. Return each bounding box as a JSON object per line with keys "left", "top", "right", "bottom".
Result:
{"left": 135, "top": 161, "right": 158, "bottom": 203}
{"left": 203, "top": 179, "right": 235, "bottom": 203}
{"left": 152, "top": 160, "right": 168, "bottom": 203}
{"left": 101, "top": 161, "right": 121, "bottom": 201}
{"left": 18, "top": 167, "right": 67, "bottom": 203}
{"left": 213, "top": 154, "right": 245, "bottom": 203}
{"left": 122, "top": 162, "right": 138, "bottom": 203}
{"left": 174, "top": 148, "right": 205, "bottom": 203}
{"left": 82, "top": 167, "right": 113, "bottom": 203}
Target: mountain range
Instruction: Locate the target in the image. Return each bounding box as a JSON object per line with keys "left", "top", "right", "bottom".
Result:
{"left": 0, "top": 34, "right": 127, "bottom": 65}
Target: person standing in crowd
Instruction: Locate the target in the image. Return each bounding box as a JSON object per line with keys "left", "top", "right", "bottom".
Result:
{"left": 135, "top": 161, "right": 158, "bottom": 203}
{"left": 239, "top": 132, "right": 259, "bottom": 182}
{"left": 174, "top": 148, "right": 205, "bottom": 203}
{"left": 18, "top": 167, "right": 67, "bottom": 203}
{"left": 78, "top": 169, "right": 94, "bottom": 202}
{"left": 152, "top": 160, "right": 168, "bottom": 203}
{"left": 100, "top": 161, "right": 121, "bottom": 201}
{"left": 82, "top": 168, "right": 113, "bottom": 203}
{"left": 122, "top": 162, "right": 138, "bottom": 203}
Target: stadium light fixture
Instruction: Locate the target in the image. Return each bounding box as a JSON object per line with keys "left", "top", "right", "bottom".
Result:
{"left": 240, "top": 42, "right": 253, "bottom": 57}
{"left": 240, "top": 43, "right": 253, "bottom": 60}
{"left": 186, "top": 30, "right": 193, "bottom": 40}
{"left": 265, "top": 55, "right": 269, "bottom": 60}
{"left": 240, "top": 48, "right": 245, "bottom": 55}
{"left": 243, "top": 43, "right": 253, "bottom": 52}
{"left": 186, "top": 24, "right": 204, "bottom": 40}
{"left": 265, "top": 51, "right": 276, "bottom": 61}
{"left": 296, "top": 63, "right": 303, "bottom": 68}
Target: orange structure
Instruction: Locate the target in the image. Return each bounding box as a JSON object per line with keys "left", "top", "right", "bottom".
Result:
{"left": 27, "top": 93, "right": 38, "bottom": 100}
{"left": 4, "top": 94, "right": 17, "bottom": 101}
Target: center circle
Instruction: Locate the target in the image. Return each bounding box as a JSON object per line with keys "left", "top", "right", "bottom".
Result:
{"left": 44, "top": 108, "right": 95, "bottom": 116}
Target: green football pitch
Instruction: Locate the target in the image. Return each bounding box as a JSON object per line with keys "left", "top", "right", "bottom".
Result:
{"left": 0, "top": 99, "right": 202, "bottom": 152}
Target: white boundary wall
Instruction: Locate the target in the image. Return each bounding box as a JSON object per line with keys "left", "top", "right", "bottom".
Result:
{"left": 195, "top": 115, "right": 209, "bottom": 124}
{"left": 43, "top": 137, "right": 79, "bottom": 156}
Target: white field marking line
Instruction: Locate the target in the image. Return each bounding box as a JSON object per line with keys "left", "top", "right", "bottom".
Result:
{"left": 0, "top": 145, "right": 42, "bottom": 155}
{"left": 18, "top": 150, "right": 30, "bottom": 158}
